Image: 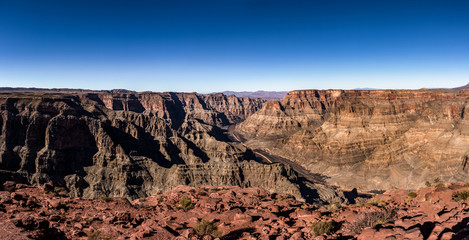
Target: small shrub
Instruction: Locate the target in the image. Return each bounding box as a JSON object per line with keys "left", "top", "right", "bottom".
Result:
{"left": 425, "top": 181, "right": 432, "bottom": 187}
{"left": 368, "top": 199, "right": 388, "bottom": 208}
{"left": 53, "top": 187, "right": 63, "bottom": 193}
{"left": 52, "top": 186, "right": 67, "bottom": 196}
{"left": 453, "top": 190, "right": 469, "bottom": 202}
{"left": 464, "top": 183, "right": 469, "bottom": 188}
{"left": 177, "top": 196, "right": 194, "bottom": 211}
{"left": 193, "top": 219, "right": 221, "bottom": 237}
{"left": 88, "top": 230, "right": 101, "bottom": 240}
{"left": 84, "top": 218, "right": 94, "bottom": 225}
{"left": 327, "top": 202, "right": 342, "bottom": 212}
{"left": 435, "top": 183, "right": 445, "bottom": 188}
{"left": 377, "top": 201, "right": 387, "bottom": 207}
{"left": 100, "top": 196, "right": 114, "bottom": 202}
{"left": 275, "top": 195, "right": 290, "bottom": 203}
{"left": 408, "top": 192, "right": 417, "bottom": 198}
{"left": 349, "top": 209, "right": 396, "bottom": 235}
{"left": 375, "top": 219, "right": 388, "bottom": 225}
{"left": 354, "top": 197, "right": 368, "bottom": 207}
{"left": 434, "top": 178, "right": 440, "bottom": 183}
{"left": 311, "top": 221, "right": 335, "bottom": 237}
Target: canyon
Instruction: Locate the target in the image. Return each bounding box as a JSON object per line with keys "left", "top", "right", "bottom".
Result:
{"left": 3, "top": 88, "right": 469, "bottom": 239}
{"left": 0, "top": 91, "right": 343, "bottom": 204}
{"left": 237, "top": 89, "right": 469, "bottom": 192}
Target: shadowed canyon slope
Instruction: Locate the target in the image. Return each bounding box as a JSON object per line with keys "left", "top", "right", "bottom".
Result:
{"left": 0, "top": 91, "right": 344, "bottom": 203}
{"left": 237, "top": 89, "right": 469, "bottom": 191}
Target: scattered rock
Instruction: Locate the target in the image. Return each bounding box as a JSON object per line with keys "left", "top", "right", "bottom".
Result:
{"left": 1, "top": 182, "right": 469, "bottom": 239}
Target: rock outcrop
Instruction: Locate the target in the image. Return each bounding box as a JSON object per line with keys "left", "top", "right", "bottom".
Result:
{"left": 237, "top": 89, "right": 469, "bottom": 191}
{"left": 0, "top": 91, "right": 341, "bottom": 203}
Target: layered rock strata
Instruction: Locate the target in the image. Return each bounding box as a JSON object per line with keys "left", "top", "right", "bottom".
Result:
{"left": 237, "top": 89, "right": 469, "bottom": 191}
{"left": 0, "top": 92, "right": 341, "bottom": 203}
{"left": 84, "top": 92, "right": 264, "bottom": 128}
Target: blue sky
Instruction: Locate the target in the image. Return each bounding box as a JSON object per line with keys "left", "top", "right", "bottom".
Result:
{"left": 1, "top": 0, "right": 468, "bottom": 92}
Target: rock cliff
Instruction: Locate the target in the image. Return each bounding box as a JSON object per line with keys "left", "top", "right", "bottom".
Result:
{"left": 0, "top": 92, "right": 341, "bottom": 203}
{"left": 237, "top": 89, "right": 469, "bottom": 191}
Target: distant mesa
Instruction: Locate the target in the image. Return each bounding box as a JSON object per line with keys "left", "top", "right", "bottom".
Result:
{"left": 352, "top": 87, "right": 381, "bottom": 90}
{"left": 452, "top": 82, "right": 469, "bottom": 90}
{"left": 0, "top": 87, "right": 136, "bottom": 94}
{"left": 218, "top": 90, "right": 288, "bottom": 101}
{"left": 0, "top": 88, "right": 289, "bottom": 101}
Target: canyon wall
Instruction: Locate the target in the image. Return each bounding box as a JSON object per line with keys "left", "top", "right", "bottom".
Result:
{"left": 0, "top": 92, "right": 342, "bottom": 203}
{"left": 237, "top": 89, "right": 469, "bottom": 191}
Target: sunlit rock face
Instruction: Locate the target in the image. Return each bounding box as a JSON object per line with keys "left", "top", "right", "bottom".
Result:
{"left": 0, "top": 91, "right": 344, "bottom": 203}
{"left": 237, "top": 89, "right": 469, "bottom": 191}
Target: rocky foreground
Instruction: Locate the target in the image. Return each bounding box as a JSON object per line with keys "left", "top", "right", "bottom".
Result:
{"left": 2, "top": 181, "right": 469, "bottom": 240}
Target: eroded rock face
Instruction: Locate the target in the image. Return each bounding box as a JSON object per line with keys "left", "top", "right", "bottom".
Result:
{"left": 237, "top": 89, "right": 469, "bottom": 191}
{"left": 0, "top": 92, "right": 338, "bottom": 203}
{"left": 85, "top": 92, "right": 264, "bottom": 128}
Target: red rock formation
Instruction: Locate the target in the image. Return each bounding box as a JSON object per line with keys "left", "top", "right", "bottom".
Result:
{"left": 237, "top": 89, "right": 469, "bottom": 191}
{"left": 2, "top": 181, "right": 469, "bottom": 239}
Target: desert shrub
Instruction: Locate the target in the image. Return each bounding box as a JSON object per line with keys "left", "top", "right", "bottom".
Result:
{"left": 434, "top": 177, "right": 441, "bottom": 183}
{"left": 193, "top": 219, "right": 221, "bottom": 237}
{"left": 453, "top": 190, "right": 469, "bottom": 202}
{"left": 435, "top": 182, "right": 445, "bottom": 188}
{"left": 53, "top": 187, "right": 62, "bottom": 194}
{"left": 408, "top": 192, "right": 417, "bottom": 198}
{"left": 353, "top": 197, "right": 369, "bottom": 207}
{"left": 464, "top": 183, "right": 469, "bottom": 188}
{"left": 100, "top": 196, "right": 113, "bottom": 202}
{"left": 88, "top": 230, "right": 101, "bottom": 240}
{"left": 275, "top": 195, "right": 291, "bottom": 202}
{"left": 177, "top": 196, "right": 194, "bottom": 211}
{"left": 349, "top": 209, "right": 396, "bottom": 235}
{"left": 425, "top": 181, "right": 432, "bottom": 187}
{"left": 368, "top": 199, "right": 388, "bottom": 208}
{"left": 52, "top": 186, "right": 67, "bottom": 196}
{"left": 311, "top": 221, "right": 336, "bottom": 237}
{"left": 84, "top": 218, "right": 94, "bottom": 225}
{"left": 327, "top": 202, "right": 342, "bottom": 212}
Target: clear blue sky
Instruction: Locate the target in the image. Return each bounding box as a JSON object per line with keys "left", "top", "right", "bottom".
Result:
{"left": 1, "top": 0, "right": 468, "bottom": 92}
